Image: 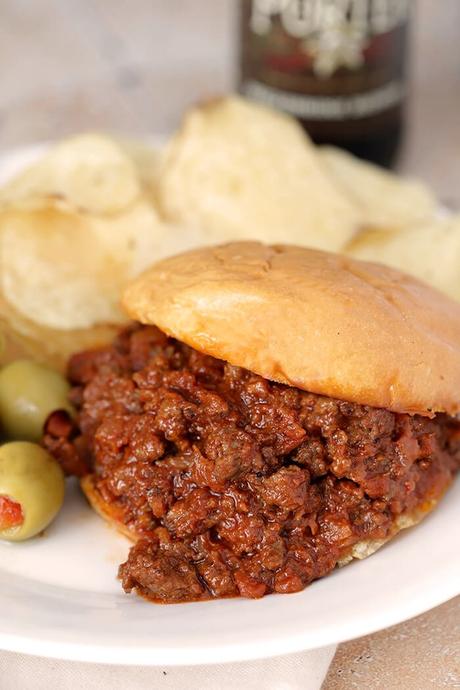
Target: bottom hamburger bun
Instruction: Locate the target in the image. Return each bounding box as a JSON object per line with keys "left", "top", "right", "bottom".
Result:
{"left": 337, "top": 495, "right": 439, "bottom": 566}
{"left": 80, "top": 475, "right": 137, "bottom": 543}
{"left": 80, "top": 473, "right": 446, "bottom": 570}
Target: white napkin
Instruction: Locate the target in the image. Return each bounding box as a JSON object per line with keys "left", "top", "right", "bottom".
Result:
{"left": 0, "top": 645, "right": 336, "bottom": 690}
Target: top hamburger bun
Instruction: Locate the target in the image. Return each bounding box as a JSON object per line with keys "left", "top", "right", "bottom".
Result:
{"left": 123, "top": 242, "right": 460, "bottom": 417}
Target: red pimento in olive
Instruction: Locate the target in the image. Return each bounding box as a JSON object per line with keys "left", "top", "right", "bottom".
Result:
{"left": 0, "top": 442, "right": 65, "bottom": 542}
{"left": 0, "top": 495, "right": 24, "bottom": 531}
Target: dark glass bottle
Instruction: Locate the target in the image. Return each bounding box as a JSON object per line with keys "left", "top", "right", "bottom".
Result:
{"left": 238, "top": 0, "right": 411, "bottom": 168}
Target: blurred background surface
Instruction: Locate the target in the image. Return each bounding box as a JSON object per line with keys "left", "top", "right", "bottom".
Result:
{"left": 0, "top": 0, "right": 459, "bottom": 204}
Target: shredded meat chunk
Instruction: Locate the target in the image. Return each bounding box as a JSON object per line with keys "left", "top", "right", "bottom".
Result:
{"left": 43, "top": 324, "right": 460, "bottom": 603}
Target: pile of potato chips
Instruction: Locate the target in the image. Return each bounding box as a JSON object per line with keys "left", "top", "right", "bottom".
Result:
{"left": 0, "top": 135, "right": 204, "bottom": 366}
{"left": 0, "top": 95, "right": 457, "bottom": 368}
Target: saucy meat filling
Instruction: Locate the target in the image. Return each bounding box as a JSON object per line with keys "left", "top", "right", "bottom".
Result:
{"left": 44, "top": 324, "right": 460, "bottom": 602}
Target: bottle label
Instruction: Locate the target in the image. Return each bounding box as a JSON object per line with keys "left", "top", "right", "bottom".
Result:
{"left": 240, "top": 0, "right": 410, "bottom": 122}
{"left": 242, "top": 78, "right": 403, "bottom": 120}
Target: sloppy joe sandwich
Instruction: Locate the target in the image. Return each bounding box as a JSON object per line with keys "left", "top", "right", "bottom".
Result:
{"left": 44, "top": 242, "right": 460, "bottom": 603}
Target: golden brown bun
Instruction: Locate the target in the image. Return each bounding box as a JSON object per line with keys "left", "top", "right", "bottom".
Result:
{"left": 123, "top": 242, "right": 460, "bottom": 416}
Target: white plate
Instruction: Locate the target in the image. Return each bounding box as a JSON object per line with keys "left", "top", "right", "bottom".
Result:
{"left": 0, "top": 145, "right": 459, "bottom": 666}
{"left": 1, "top": 478, "right": 459, "bottom": 666}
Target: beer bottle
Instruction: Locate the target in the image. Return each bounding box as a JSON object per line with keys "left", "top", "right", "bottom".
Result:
{"left": 238, "top": 0, "right": 411, "bottom": 167}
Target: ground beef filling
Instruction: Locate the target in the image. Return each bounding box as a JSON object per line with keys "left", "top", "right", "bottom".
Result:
{"left": 44, "top": 324, "right": 460, "bottom": 603}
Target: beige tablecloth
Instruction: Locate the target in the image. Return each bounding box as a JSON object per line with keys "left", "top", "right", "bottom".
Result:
{"left": 0, "top": 646, "right": 337, "bottom": 690}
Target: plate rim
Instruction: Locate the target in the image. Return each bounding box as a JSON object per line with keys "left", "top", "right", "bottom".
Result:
{"left": 1, "top": 585, "right": 458, "bottom": 666}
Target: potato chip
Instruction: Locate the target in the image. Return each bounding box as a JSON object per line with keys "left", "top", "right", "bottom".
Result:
{"left": 157, "top": 96, "right": 360, "bottom": 251}
{"left": 0, "top": 198, "right": 209, "bottom": 331}
{"left": 0, "top": 293, "right": 118, "bottom": 372}
{"left": 117, "top": 139, "right": 161, "bottom": 199}
{"left": 89, "top": 201, "right": 209, "bottom": 280}
{"left": 0, "top": 134, "right": 141, "bottom": 215}
{"left": 1, "top": 208, "right": 129, "bottom": 329}
{"left": 319, "top": 146, "right": 436, "bottom": 230}
{"left": 347, "top": 215, "right": 460, "bottom": 302}
{"left": 0, "top": 129, "right": 215, "bottom": 369}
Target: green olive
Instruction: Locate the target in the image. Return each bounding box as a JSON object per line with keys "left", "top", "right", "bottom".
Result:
{"left": 0, "top": 360, "right": 73, "bottom": 441}
{"left": 0, "top": 441, "right": 65, "bottom": 541}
